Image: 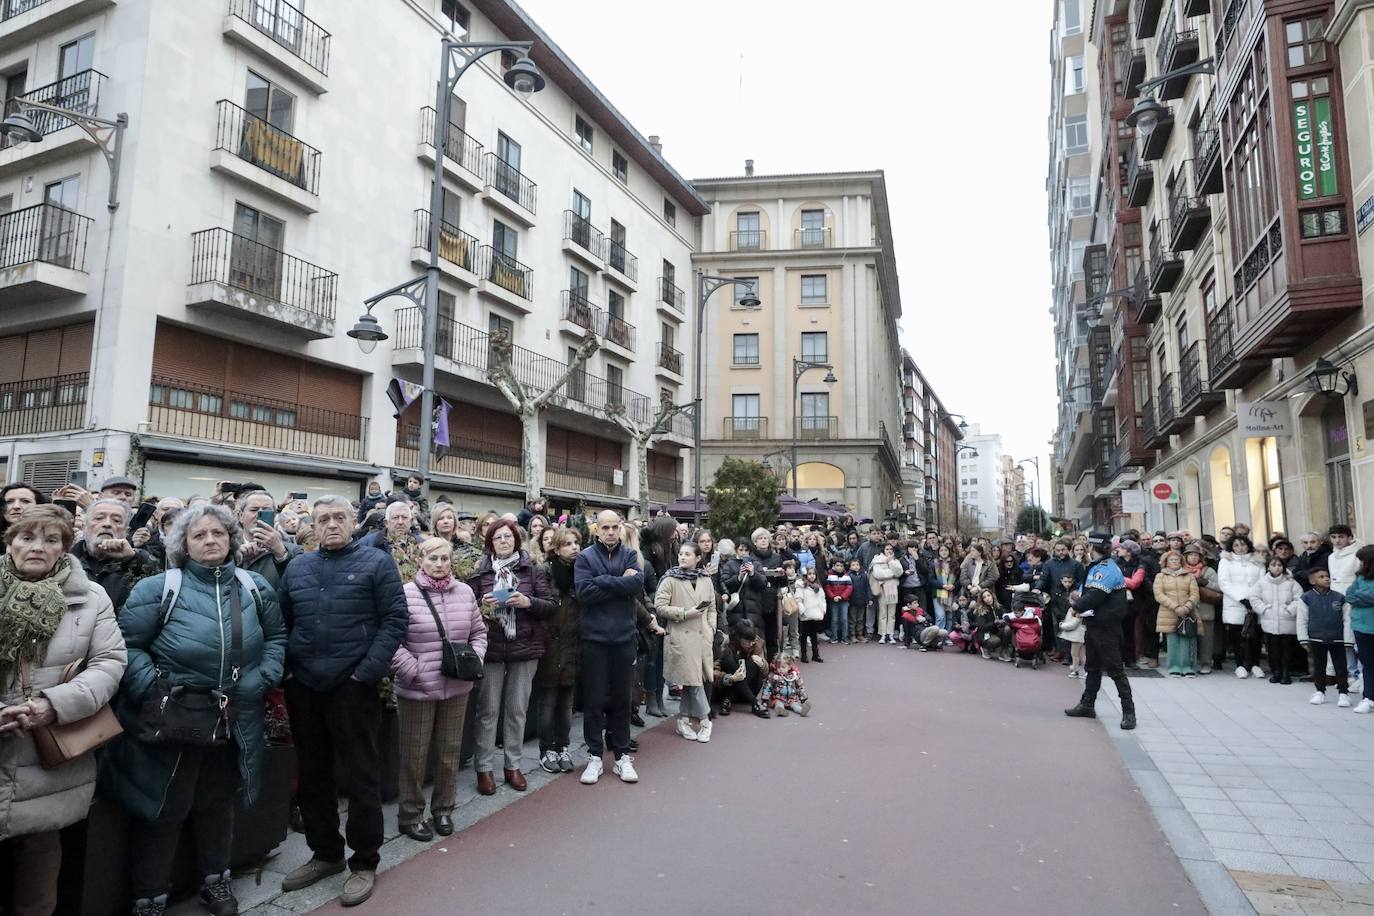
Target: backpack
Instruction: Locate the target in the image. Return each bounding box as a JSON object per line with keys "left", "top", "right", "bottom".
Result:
{"left": 160, "top": 567, "right": 263, "bottom": 624}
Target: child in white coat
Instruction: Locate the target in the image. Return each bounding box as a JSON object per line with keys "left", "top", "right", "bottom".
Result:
{"left": 1250, "top": 556, "right": 1304, "bottom": 685}
{"left": 1059, "top": 579, "right": 1087, "bottom": 677}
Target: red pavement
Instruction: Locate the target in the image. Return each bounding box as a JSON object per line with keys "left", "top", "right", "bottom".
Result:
{"left": 312, "top": 644, "right": 1207, "bottom": 915}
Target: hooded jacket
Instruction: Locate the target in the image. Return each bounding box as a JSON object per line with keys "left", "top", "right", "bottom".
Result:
{"left": 1250, "top": 571, "right": 1304, "bottom": 636}
{"left": 1328, "top": 541, "right": 1362, "bottom": 596}
{"left": 1153, "top": 567, "right": 1200, "bottom": 634}
{"left": 1217, "top": 551, "right": 1265, "bottom": 626}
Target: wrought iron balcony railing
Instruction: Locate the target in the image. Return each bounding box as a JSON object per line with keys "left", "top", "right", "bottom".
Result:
{"left": 729, "top": 229, "right": 766, "bottom": 251}
{"left": 0, "top": 372, "right": 87, "bottom": 436}
{"left": 607, "top": 238, "right": 637, "bottom": 280}
{"left": 214, "top": 99, "right": 321, "bottom": 193}
{"left": 419, "top": 106, "right": 484, "bottom": 175}
{"left": 414, "top": 210, "right": 477, "bottom": 272}
{"left": 189, "top": 227, "right": 338, "bottom": 319}
{"left": 722, "top": 416, "right": 767, "bottom": 439}
{"left": 658, "top": 341, "right": 683, "bottom": 374}
{"left": 658, "top": 277, "right": 685, "bottom": 313}
{"left": 2, "top": 69, "right": 103, "bottom": 148}
{"left": 795, "top": 415, "right": 839, "bottom": 440}
{"left": 482, "top": 151, "right": 537, "bottom": 213}
{"left": 0, "top": 202, "right": 91, "bottom": 271}
{"left": 227, "top": 0, "right": 331, "bottom": 75}
{"left": 563, "top": 210, "right": 605, "bottom": 257}
{"left": 477, "top": 245, "right": 533, "bottom": 300}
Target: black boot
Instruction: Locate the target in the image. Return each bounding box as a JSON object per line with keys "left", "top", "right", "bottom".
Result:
{"left": 719, "top": 697, "right": 732, "bottom": 716}
{"left": 800, "top": 648, "right": 809, "bottom": 663}
{"left": 813, "top": 649, "right": 823, "bottom": 662}
{"left": 1064, "top": 691, "right": 1097, "bottom": 718}
{"left": 1121, "top": 712, "right": 1137, "bottom": 730}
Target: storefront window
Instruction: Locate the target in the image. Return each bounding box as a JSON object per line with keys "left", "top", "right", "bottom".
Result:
{"left": 1261, "top": 436, "right": 1285, "bottom": 538}
{"left": 1324, "top": 403, "right": 1355, "bottom": 530}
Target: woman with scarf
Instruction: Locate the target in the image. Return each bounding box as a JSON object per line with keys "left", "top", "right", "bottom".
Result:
{"left": 930, "top": 544, "right": 957, "bottom": 630}
{"left": 959, "top": 543, "right": 997, "bottom": 603}
{"left": 536, "top": 527, "right": 582, "bottom": 775}
{"left": 1154, "top": 550, "right": 1201, "bottom": 677}
{"left": 0, "top": 505, "right": 126, "bottom": 916}
{"left": 1183, "top": 542, "right": 1221, "bottom": 674}
{"left": 393, "top": 537, "right": 486, "bottom": 842}
{"left": 467, "top": 519, "right": 554, "bottom": 796}
{"left": 743, "top": 528, "right": 789, "bottom": 656}
{"left": 654, "top": 541, "right": 717, "bottom": 742}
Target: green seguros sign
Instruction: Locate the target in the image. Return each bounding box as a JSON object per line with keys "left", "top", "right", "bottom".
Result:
{"left": 1294, "top": 96, "right": 1338, "bottom": 200}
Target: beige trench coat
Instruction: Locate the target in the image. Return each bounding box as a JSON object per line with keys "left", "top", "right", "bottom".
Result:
{"left": 654, "top": 572, "right": 716, "bottom": 688}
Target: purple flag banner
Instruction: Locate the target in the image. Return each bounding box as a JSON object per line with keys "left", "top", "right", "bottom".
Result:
{"left": 386, "top": 378, "right": 424, "bottom": 418}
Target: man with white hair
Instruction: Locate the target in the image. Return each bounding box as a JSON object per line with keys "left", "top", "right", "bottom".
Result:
{"left": 277, "top": 496, "right": 409, "bottom": 906}
{"left": 232, "top": 490, "right": 299, "bottom": 588}
{"left": 70, "top": 497, "right": 158, "bottom": 611}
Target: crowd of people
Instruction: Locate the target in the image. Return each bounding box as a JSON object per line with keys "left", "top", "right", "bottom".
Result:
{"left": 0, "top": 469, "right": 1370, "bottom": 916}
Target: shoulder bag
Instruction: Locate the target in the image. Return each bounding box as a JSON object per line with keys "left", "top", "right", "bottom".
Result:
{"left": 418, "top": 588, "right": 484, "bottom": 681}
{"left": 20, "top": 658, "right": 123, "bottom": 769}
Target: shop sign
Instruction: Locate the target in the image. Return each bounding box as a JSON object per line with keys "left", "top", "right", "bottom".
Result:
{"left": 1152, "top": 480, "right": 1179, "bottom": 504}
{"left": 1358, "top": 195, "right": 1374, "bottom": 235}
{"left": 1238, "top": 400, "right": 1293, "bottom": 437}
{"left": 1294, "top": 97, "right": 1338, "bottom": 200}
{"left": 1121, "top": 489, "right": 1147, "bottom": 513}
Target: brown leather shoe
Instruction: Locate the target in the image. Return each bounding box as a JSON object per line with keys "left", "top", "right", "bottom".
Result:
{"left": 504, "top": 768, "right": 527, "bottom": 791}
{"left": 476, "top": 771, "right": 497, "bottom": 796}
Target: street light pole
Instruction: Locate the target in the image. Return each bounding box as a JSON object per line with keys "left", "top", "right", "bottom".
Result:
{"left": 1, "top": 101, "right": 128, "bottom": 210}
{"left": 1016, "top": 455, "right": 1041, "bottom": 522}
{"left": 693, "top": 271, "right": 760, "bottom": 528}
{"left": 791, "top": 356, "right": 836, "bottom": 499}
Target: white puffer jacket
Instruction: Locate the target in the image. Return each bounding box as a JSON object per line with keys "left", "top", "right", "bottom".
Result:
{"left": 794, "top": 582, "right": 827, "bottom": 622}
{"left": 1217, "top": 551, "right": 1265, "bottom": 626}
{"left": 1329, "top": 542, "right": 1362, "bottom": 596}
{"left": 1250, "top": 571, "right": 1303, "bottom": 636}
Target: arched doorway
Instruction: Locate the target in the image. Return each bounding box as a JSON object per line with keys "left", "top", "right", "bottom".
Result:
{"left": 1209, "top": 446, "right": 1234, "bottom": 539}
{"left": 785, "top": 462, "right": 845, "bottom": 490}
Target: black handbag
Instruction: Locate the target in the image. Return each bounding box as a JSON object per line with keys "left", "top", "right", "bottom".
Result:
{"left": 1176, "top": 613, "right": 1198, "bottom": 639}
{"left": 136, "top": 574, "right": 242, "bottom": 747}
{"left": 419, "top": 589, "right": 484, "bottom": 681}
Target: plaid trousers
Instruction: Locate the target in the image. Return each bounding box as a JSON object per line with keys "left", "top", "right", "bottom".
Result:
{"left": 397, "top": 693, "right": 471, "bottom": 825}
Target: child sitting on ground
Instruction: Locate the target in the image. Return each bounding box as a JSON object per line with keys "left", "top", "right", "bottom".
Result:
{"left": 1298, "top": 567, "right": 1354, "bottom": 707}
{"left": 760, "top": 653, "right": 811, "bottom": 716}
{"left": 946, "top": 593, "right": 976, "bottom": 653}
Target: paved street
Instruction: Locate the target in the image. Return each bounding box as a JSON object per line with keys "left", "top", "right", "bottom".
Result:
{"left": 283, "top": 645, "right": 1206, "bottom": 916}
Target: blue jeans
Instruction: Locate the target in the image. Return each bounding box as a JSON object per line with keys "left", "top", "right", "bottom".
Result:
{"left": 932, "top": 597, "right": 946, "bottom": 629}
{"left": 829, "top": 601, "right": 849, "bottom": 642}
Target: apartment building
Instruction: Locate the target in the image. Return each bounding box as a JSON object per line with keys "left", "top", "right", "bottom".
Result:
{"left": 1051, "top": 0, "right": 1373, "bottom": 542}
{"left": 0, "top": 0, "right": 707, "bottom": 511}
{"left": 1003, "top": 454, "right": 1027, "bottom": 531}
{"left": 690, "top": 169, "right": 904, "bottom": 521}
{"left": 958, "top": 424, "right": 1005, "bottom": 533}
{"left": 898, "top": 348, "right": 964, "bottom": 532}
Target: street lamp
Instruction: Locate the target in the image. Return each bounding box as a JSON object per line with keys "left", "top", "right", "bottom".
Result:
{"left": 940, "top": 410, "right": 969, "bottom": 433}
{"left": 1126, "top": 59, "right": 1214, "bottom": 140}
{"left": 1307, "top": 357, "right": 1359, "bottom": 398}
{"left": 791, "top": 356, "right": 836, "bottom": 499}
{"left": 348, "top": 40, "right": 545, "bottom": 496}
{"left": 0, "top": 103, "right": 128, "bottom": 210}
{"left": 1016, "top": 455, "right": 1041, "bottom": 517}
{"left": 692, "top": 272, "right": 761, "bottom": 527}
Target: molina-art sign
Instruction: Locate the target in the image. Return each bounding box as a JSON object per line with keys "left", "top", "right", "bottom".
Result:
{"left": 1294, "top": 96, "right": 1338, "bottom": 199}
{"left": 1238, "top": 400, "right": 1293, "bottom": 437}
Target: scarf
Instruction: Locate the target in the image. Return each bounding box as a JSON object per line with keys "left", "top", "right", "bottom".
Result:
{"left": 0, "top": 554, "right": 73, "bottom": 682}
{"left": 550, "top": 556, "right": 576, "bottom": 594}
{"left": 666, "top": 565, "right": 707, "bottom": 581}
{"left": 415, "top": 569, "right": 452, "bottom": 593}
{"left": 491, "top": 553, "right": 521, "bottom": 640}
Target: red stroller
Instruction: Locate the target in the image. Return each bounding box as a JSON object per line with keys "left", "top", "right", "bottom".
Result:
{"left": 1009, "top": 601, "right": 1045, "bottom": 670}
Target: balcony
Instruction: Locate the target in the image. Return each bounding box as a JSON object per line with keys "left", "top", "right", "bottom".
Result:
{"left": 1140, "top": 107, "right": 1174, "bottom": 162}
{"left": 658, "top": 276, "right": 685, "bottom": 319}
{"left": 148, "top": 375, "right": 367, "bottom": 462}
{"left": 1133, "top": 0, "right": 1163, "bottom": 39}
{"left": 476, "top": 245, "right": 533, "bottom": 311}
{"left": 411, "top": 210, "right": 478, "bottom": 285}
{"left": 0, "top": 202, "right": 91, "bottom": 301}
{"left": 559, "top": 290, "right": 635, "bottom": 355}
{"left": 223, "top": 0, "right": 330, "bottom": 93}
{"left": 480, "top": 152, "right": 536, "bottom": 226}
{"left": 606, "top": 238, "right": 638, "bottom": 288}
{"left": 0, "top": 0, "right": 114, "bottom": 53}
{"left": 397, "top": 423, "right": 521, "bottom": 485}
{"left": 1183, "top": 0, "right": 1209, "bottom": 14}
{"left": 0, "top": 372, "right": 87, "bottom": 435}
{"left": 1195, "top": 126, "right": 1223, "bottom": 195}
{"left": 390, "top": 307, "right": 685, "bottom": 435}
{"left": 648, "top": 474, "right": 682, "bottom": 504}
{"left": 562, "top": 211, "right": 605, "bottom": 270}
{"left": 211, "top": 99, "right": 320, "bottom": 212}
{"left": 1206, "top": 298, "right": 1264, "bottom": 389}
{"left": 1168, "top": 166, "right": 1212, "bottom": 251}
{"left": 1141, "top": 396, "right": 1165, "bottom": 449}
{"left": 722, "top": 416, "right": 767, "bottom": 440}
{"left": 1178, "top": 339, "right": 1225, "bottom": 414}
{"left": 795, "top": 415, "right": 839, "bottom": 440}
{"left": 1125, "top": 143, "right": 1153, "bottom": 207}
{"left": 1131, "top": 263, "right": 1161, "bottom": 323}
{"left": 656, "top": 341, "right": 684, "bottom": 380}
{"left": 795, "top": 227, "right": 831, "bottom": 248}
{"left": 1155, "top": 18, "right": 1200, "bottom": 101}
{"left": 546, "top": 455, "right": 625, "bottom": 499}
{"left": 417, "top": 107, "right": 484, "bottom": 192}
{"left": 1148, "top": 229, "right": 1184, "bottom": 294}
{"left": 1119, "top": 45, "right": 1147, "bottom": 99}
{"left": 729, "top": 229, "right": 766, "bottom": 251}
{"left": 0, "top": 70, "right": 104, "bottom": 174}
{"left": 186, "top": 227, "right": 337, "bottom": 339}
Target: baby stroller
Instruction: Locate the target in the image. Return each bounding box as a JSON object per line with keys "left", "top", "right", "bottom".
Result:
{"left": 1009, "top": 590, "right": 1047, "bottom": 669}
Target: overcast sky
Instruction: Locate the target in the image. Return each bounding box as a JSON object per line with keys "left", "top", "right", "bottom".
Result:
{"left": 518, "top": 0, "right": 1056, "bottom": 505}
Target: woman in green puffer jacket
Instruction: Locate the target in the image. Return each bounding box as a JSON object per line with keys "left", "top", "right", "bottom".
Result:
{"left": 99, "top": 503, "right": 286, "bottom": 916}
{"left": 1344, "top": 545, "right": 1374, "bottom": 714}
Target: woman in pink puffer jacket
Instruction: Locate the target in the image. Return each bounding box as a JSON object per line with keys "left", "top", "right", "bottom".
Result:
{"left": 392, "top": 537, "right": 487, "bottom": 842}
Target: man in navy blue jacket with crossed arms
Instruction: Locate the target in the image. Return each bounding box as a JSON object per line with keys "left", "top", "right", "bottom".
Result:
{"left": 575, "top": 509, "right": 646, "bottom": 785}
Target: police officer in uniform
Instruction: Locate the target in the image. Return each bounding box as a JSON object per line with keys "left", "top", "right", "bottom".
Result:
{"left": 1064, "top": 532, "right": 1136, "bottom": 730}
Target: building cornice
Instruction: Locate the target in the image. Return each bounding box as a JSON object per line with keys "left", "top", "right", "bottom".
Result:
{"left": 690, "top": 246, "right": 882, "bottom": 264}
{"left": 1327, "top": 0, "right": 1374, "bottom": 44}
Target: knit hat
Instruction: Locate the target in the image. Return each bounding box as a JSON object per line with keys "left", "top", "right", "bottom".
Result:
{"left": 1119, "top": 539, "right": 1142, "bottom": 557}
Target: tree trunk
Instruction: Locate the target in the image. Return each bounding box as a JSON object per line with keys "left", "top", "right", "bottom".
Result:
{"left": 635, "top": 435, "right": 651, "bottom": 519}
{"left": 521, "top": 407, "right": 542, "bottom": 504}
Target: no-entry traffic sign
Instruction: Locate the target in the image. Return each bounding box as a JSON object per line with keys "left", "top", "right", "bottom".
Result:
{"left": 1152, "top": 480, "right": 1178, "bottom": 503}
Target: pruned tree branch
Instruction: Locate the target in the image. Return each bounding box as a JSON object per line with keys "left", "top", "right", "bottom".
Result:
{"left": 531, "top": 333, "right": 600, "bottom": 412}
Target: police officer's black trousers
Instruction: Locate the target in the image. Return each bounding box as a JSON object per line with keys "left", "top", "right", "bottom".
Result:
{"left": 1081, "top": 623, "right": 1135, "bottom": 714}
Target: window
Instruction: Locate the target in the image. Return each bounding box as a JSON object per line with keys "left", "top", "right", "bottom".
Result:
{"left": 1069, "top": 239, "right": 1086, "bottom": 279}
{"left": 1300, "top": 207, "right": 1347, "bottom": 238}
{"left": 801, "top": 331, "right": 828, "bottom": 363}
{"left": 608, "top": 289, "right": 625, "bottom": 323}
{"left": 489, "top": 312, "right": 513, "bottom": 337}
{"left": 661, "top": 322, "right": 675, "bottom": 350}
{"left": 574, "top": 115, "right": 594, "bottom": 153}
{"left": 731, "top": 394, "right": 761, "bottom": 437}
{"left": 230, "top": 203, "right": 284, "bottom": 296}
{"left": 1064, "top": 115, "right": 1088, "bottom": 153}
{"left": 571, "top": 189, "right": 591, "bottom": 220}
{"left": 1260, "top": 436, "right": 1285, "bottom": 537}
{"left": 612, "top": 150, "right": 628, "bottom": 183}
{"left": 566, "top": 346, "right": 586, "bottom": 400}
{"left": 569, "top": 266, "right": 589, "bottom": 298}
{"left": 245, "top": 70, "right": 294, "bottom": 131}
{"left": 800, "top": 274, "right": 827, "bottom": 304}
{"left": 799, "top": 208, "right": 826, "bottom": 246}
{"left": 1063, "top": 0, "right": 1082, "bottom": 34}
{"left": 500, "top": 49, "right": 516, "bottom": 71}
{"left": 799, "top": 393, "right": 830, "bottom": 433}
{"left": 1175, "top": 315, "right": 1190, "bottom": 353}
{"left": 663, "top": 198, "right": 676, "bottom": 226}
{"left": 40, "top": 177, "right": 79, "bottom": 264}
{"left": 1324, "top": 401, "right": 1355, "bottom": 528}
{"left": 662, "top": 259, "right": 676, "bottom": 298}
{"left": 1066, "top": 55, "right": 1085, "bottom": 95}
{"left": 493, "top": 218, "right": 517, "bottom": 259}
{"left": 58, "top": 34, "right": 94, "bottom": 82}
{"left": 734, "top": 276, "right": 760, "bottom": 306}
{"left": 1286, "top": 16, "right": 1327, "bottom": 68}
{"left": 495, "top": 131, "right": 521, "bottom": 183}
{"left": 733, "top": 333, "right": 760, "bottom": 365}
{"left": 736, "top": 211, "right": 762, "bottom": 249}
{"left": 441, "top": 0, "right": 470, "bottom": 32}
{"left": 608, "top": 220, "right": 627, "bottom": 271}
{"left": 606, "top": 364, "right": 623, "bottom": 406}
{"left": 1068, "top": 175, "right": 1091, "bottom": 214}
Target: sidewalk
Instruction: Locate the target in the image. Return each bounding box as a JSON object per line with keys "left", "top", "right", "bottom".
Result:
{"left": 1096, "top": 670, "right": 1374, "bottom": 914}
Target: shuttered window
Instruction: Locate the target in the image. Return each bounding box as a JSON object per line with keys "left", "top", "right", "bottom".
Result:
{"left": 0, "top": 323, "right": 94, "bottom": 383}
{"left": 545, "top": 425, "right": 623, "bottom": 470}
{"left": 20, "top": 453, "right": 81, "bottom": 496}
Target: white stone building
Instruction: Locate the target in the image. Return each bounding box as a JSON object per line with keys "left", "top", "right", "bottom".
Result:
{"left": 958, "top": 424, "right": 1005, "bottom": 533}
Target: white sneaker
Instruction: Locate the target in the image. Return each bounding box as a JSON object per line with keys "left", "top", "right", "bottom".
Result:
{"left": 1338, "top": 694, "right": 1352, "bottom": 708}
{"left": 1251, "top": 666, "right": 1265, "bottom": 679}
{"left": 696, "top": 720, "right": 712, "bottom": 742}
{"left": 1354, "top": 698, "right": 1373, "bottom": 714}
{"left": 580, "top": 757, "right": 603, "bottom": 785}
{"left": 675, "top": 718, "right": 698, "bottom": 741}
{"left": 1236, "top": 666, "right": 1249, "bottom": 679}
{"left": 613, "top": 755, "right": 639, "bottom": 783}
{"left": 1310, "top": 691, "right": 1326, "bottom": 705}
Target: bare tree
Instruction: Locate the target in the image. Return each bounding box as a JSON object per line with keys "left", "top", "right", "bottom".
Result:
{"left": 607, "top": 390, "right": 694, "bottom": 518}
{"left": 485, "top": 326, "right": 600, "bottom": 503}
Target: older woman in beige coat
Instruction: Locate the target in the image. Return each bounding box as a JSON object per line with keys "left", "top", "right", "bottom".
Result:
{"left": 655, "top": 542, "right": 717, "bottom": 743}
{"left": 0, "top": 505, "right": 126, "bottom": 916}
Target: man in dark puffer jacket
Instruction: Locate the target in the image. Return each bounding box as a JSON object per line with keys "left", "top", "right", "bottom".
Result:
{"left": 277, "top": 495, "right": 408, "bottom": 907}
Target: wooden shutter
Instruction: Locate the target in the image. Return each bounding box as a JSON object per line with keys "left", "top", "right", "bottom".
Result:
{"left": 151, "top": 324, "right": 228, "bottom": 389}
{"left": 22, "top": 328, "right": 61, "bottom": 380}
{"left": 565, "top": 429, "right": 597, "bottom": 464}
{"left": 21, "top": 453, "right": 81, "bottom": 496}
{"left": 594, "top": 437, "right": 623, "bottom": 469}
{"left": 0, "top": 334, "right": 24, "bottom": 384}
{"left": 297, "top": 361, "right": 361, "bottom": 414}
{"left": 57, "top": 322, "right": 93, "bottom": 375}
{"left": 545, "top": 425, "right": 568, "bottom": 461}
{"left": 226, "top": 347, "right": 300, "bottom": 402}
